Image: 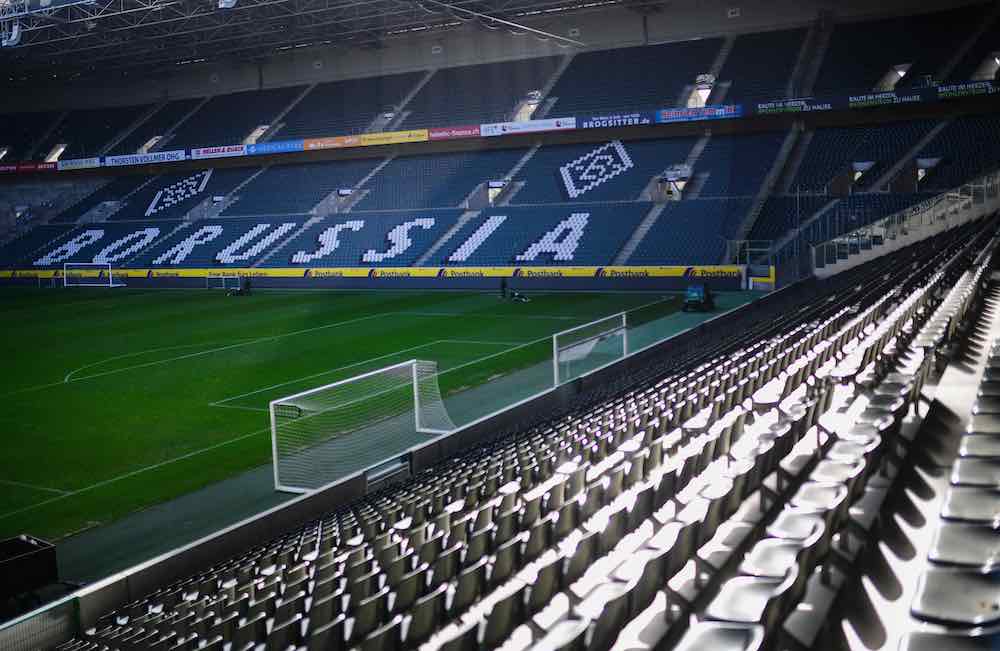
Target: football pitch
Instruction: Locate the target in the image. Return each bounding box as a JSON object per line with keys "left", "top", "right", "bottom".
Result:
{"left": 0, "top": 286, "right": 756, "bottom": 542}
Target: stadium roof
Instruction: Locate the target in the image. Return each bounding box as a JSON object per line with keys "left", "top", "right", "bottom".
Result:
{"left": 0, "top": 0, "right": 665, "bottom": 83}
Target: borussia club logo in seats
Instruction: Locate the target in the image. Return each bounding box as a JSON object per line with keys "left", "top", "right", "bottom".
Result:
{"left": 559, "top": 140, "right": 634, "bottom": 199}
{"left": 145, "top": 170, "right": 213, "bottom": 216}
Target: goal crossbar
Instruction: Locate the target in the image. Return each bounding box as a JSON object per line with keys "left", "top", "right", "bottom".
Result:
{"left": 270, "top": 359, "right": 455, "bottom": 493}
{"left": 63, "top": 262, "right": 125, "bottom": 288}
{"left": 552, "top": 311, "right": 628, "bottom": 385}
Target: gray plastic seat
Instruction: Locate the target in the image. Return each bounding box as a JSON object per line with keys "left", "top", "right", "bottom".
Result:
{"left": 528, "top": 617, "right": 591, "bottom": 651}
{"left": 575, "top": 580, "right": 633, "bottom": 651}
{"left": 674, "top": 622, "right": 765, "bottom": 651}
{"left": 974, "top": 397, "right": 1000, "bottom": 415}
{"left": 911, "top": 567, "right": 1000, "bottom": 626}
{"left": 790, "top": 482, "right": 849, "bottom": 533}
{"left": 899, "top": 631, "right": 1000, "bottom": 650}
{"left": 969, "top": 415, "right": 1000, "bottom": 435}
{"left": 952, "top": 458, "right": 1000, "bottom": 487}
{"left": 705, "top": 568, "right": 800, "bottom": 635}
{"left": 941, "top": 486, "right": 1000, "bottom": 523}
{"left": 928, "top": 522, "right": 1000, "bottom": 568}
{"left": 960, "top": 435, "right": 1000, "bottom": 459}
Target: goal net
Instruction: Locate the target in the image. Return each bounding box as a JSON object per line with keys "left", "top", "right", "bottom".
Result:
{"left": 206, "top": 274, "right": 241, "bottom": 290}
{"left": 63, "top": 262, "right": 125, "bottom": 288}
{"left": 553, "top": 312, "right": 628, "bottom": 385}
{"left": 270, "top": 359, "right": 455, "bottom": 493}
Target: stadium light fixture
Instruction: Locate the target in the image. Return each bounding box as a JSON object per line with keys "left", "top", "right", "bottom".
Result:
{"left": 218, "top": 0, "right": 237, "bottom": 9}
{"left": 416, "top": 0, "right": 584, "bottom": 47}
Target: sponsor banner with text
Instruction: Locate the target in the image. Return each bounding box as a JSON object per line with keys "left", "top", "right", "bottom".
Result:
{"left": 481, "top": 117, "right": 577, "bottom": 137}
{"left": 10, "top": 265, "right": 748, "bottom": 280}
{"left": 15, "top": 162, "right": 57, "bottom": 172}
{"left": 303, "top": 135, "right": 362, "bottom": 151}
{"left": 578, "top": 111, "right": 656, "bottom": 129}
{"left": 428, "top": 125, "right": 482, "bottom": 140}
{"left": 753, "top": 97, "right": 840, "bottom": 114}
{"left": 936, "top": 80, "right": 997, "bottom": 100}
{"left": 105, "top": 150, "right": 185, "bottom": 167}
{"left": 246, "top": 140, "right": 304, "bottom": 156}
{"left": 656, "top": 105, "right": 743, "bottom": 124}
{"left": 358, "top": 130, "right": 429, "bottom": 147}
{"left": 0, "top": 164, "right": 18, "bottom": 174}
{"left": 191, "top": 145, "right": 247, "bottom": 160}
{"left": 847, "top": 89, "right": 928, "bottom": 109}
{"left": 57, "top": 157, "right": 102, "bottom": 171}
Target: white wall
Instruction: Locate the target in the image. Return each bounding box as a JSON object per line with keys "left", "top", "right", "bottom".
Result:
{"left": 0, "top": 0, "right": 984, "bottom": 112}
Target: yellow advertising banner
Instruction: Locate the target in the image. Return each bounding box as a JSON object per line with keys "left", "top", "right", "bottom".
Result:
{"left": 302, "top": 135, "right": 362, "bottom": 151}
{"left": 358, "top": 130, "right": 429, "bottom": 147}
{"left": 10, "top": 265, "right": 749, "bottom": 280}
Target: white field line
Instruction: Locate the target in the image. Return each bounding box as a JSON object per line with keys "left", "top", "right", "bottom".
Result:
{"left": 211, "top": 340, "right": 450, "bottom": 406}
{"left": 0, "top": 479, "right": 71, "bottom": 495}
{"left": 212, "top": 339, "right": 520, "bottom": 407}
{"left": 64, "top": 340, "right": 256, "bottom": 383}
{"left": 400, "top": 311, "right": 581, "bottom": 321}
{"left": 0, "top": 427, "right": 268, "bottom": 523}
{"left": 1, "top": 312, "right": 390, "bottom": 399}
{"left": 0, "top": 338, "right": 548, "bottom": 521}
{"left": 0, "top": 296, "right": 679, "bottom": 521}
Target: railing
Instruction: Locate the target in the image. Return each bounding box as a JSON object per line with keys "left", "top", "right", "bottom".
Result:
{"left": 810, "top": 167, "right": 1000, "bottom": 274}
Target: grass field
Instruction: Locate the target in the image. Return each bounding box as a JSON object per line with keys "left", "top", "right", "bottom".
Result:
{"left": 0, "top": 287, "right": 754, "bottom": 542}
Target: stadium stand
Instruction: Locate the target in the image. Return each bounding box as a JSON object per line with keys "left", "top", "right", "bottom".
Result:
{"left": 510, "top": 138, "right": 698, "bottom": 205}
{"left": 52, "top": 175, "right": 154, "bottom": 223}
{"left": 627, "top": 198, "right": 754, "bottom": 264}
{"left": 429, "top": 202, "right": 651, "bottom": 266}
{"left": 750, "top": 193, "right": 933, "bottom": 246}
{"left": 713, "top": 28, "right": 807, "bottom": 105}
{"left": 0, "top": 222, "right": 79, "bottom": 267}
{"left": 916, "top": 113, "right": 1000, "bottom": 192}
{"left": 32, "top": 104, "right": 153, "bottom": 161}
{"left": 694, "top": 133, "right": 787, "bottom": 197}
{"left": 112, "top": 167, "right": 260, "bottom": 221}
{"left": 272, "top": 210, "right": 465, "bottom": 267}
{"left": 167, "top": 87, "right": 306, "bottom": 150}
{"left": 547, "top": 39, "right": 724, "bottom": 114}
{"left": 222, "top": 160, "right": 382, "bottom": 216}
{"left": 789, "top": 120, "right": 939, "bottom": 192}
{"left": 46, "top": 213, "right": 998, "bottom": 651}
{"left": 274, "top": 73, "right": 426, "bottom": 139}
{"left": 748, "top": 195, "right": 833, "bottom": 242}
{"left": 354, "top": 149, "right": 528, "bottom": 211}
{"left": 29, "top": 220, "right": 179, "bottom": 267}
{"left": 107, "top": 98, "right": 203, "bottom": 156}
{"left": 128, "top": 218, "right": 301, "bottom": 268}
{"left": 0, "top": 111, "right": 63, "bottom": 162}
{"left": 813, "top": 5, "right": 983, "bottom": 94}
{"left": 399, "top": 58, "right": 562, "bottom": 129}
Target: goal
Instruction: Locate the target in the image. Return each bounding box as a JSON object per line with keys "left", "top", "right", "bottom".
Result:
{"left": 270, "top": 359, "right": 456, "bottom": 493}
{"left": 553, "top": 312, "right": 628, "bottom": 385}
{"left": 206, "top": 274, "right": 241, "bottom": 290}
{"left": 63, "top": 262, "right": 125, "bottom": 288}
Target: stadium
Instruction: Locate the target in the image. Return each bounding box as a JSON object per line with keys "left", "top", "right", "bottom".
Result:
{"left": 1, "top": 0, "right": 1000, "bottom": 646}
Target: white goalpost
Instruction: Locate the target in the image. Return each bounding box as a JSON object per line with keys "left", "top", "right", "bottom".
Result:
{"left": 552, "top": 312, "right": 628, "bottom": 385}
{"left": 270, "top": 359, "right": 456, "bottom": 493}
{"left": 63, "top": 262, "right": 125, "bottom": 288}
{"left": 206, "top": 274, "right": 241, "bottom": 290}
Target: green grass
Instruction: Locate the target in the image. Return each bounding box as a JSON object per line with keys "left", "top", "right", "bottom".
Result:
{"left": 0, "top": 287, "right": 755, "bottom": 541}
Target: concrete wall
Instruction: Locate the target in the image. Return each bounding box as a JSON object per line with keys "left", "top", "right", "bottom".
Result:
{"left": 0, "top": 0, "right": 985, "bottom": 112}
